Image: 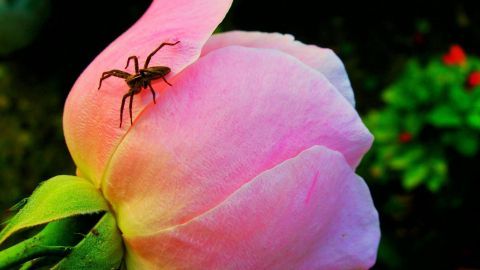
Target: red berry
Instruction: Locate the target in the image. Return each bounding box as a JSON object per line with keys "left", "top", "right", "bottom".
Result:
{"left": 467, "top": 71, "right": 480, "bottom": 89}
{"left": 398, "top": 132, "right": 413, "bottom": 143}
{"left": 442, "top": 45, "right": 466, "bottom": 65}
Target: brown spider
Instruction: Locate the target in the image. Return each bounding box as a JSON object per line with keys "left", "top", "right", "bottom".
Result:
{"left": 98, "top": 41, "right": 180, "bottom": 128}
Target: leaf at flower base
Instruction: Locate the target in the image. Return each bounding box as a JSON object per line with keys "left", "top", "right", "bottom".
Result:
{"left": 0, "top": 175, "right": 109, "bottom": 245}
{"left": 52, "top": 212, "right": 124, "bottom": 270}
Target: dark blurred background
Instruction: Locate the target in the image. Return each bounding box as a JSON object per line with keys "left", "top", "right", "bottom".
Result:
{"left": 1, "top": 1, "right": 480, "bottom": 269}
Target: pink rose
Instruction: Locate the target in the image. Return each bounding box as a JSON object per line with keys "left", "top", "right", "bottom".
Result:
{"left": 63, "top": 0, "right": 380, "bottom": 269}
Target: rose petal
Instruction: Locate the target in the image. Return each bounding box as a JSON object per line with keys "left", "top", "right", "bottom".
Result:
{"left": 103, "top": 46, "right": 373, "bottom": 235}
{"left": 203, "top": 31, "right": 355, "bottom": 106}
{"left": 63, "top": 0, "right": 232, "bottom": 186}
{"left": 124, "top": 146, "right": 380, "bottom": 270}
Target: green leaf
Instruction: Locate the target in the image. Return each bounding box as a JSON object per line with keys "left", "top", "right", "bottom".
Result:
{"left": 467, "top": 111, "right": 480, "bottom": 130}
{"left": 427, "top": 174, "right": 446, "bottom": 193}
{"left": 53, "top": 212, "right": 124, "bottom": 270}
{"left": 366, "top": 109, "right": 400, "bottom": 143}
{"left": 450, "top": 86, "right": 471, "bottom": 111}
{"left": 404, "top": 113, "right": 423, "bottom": 135}
{"left": 454, "top": 132, "right": 479, "bottom": 156}
{"left": 431, "top": 157, "right": 448, "bottom": 176}
{"left": 0, "top": 175, "right": 108, "bottom": 245}
{"left": 389, "top": 146, "right": 423, "bottom": 170}
{"left": 403, "top": 164, "right": 429, "bottom": 190}
{"left": 382, "top": 87, "right": 412, "bottom": 108}
{"left": 426, "top": 105, "right": 462, "bottom": 127}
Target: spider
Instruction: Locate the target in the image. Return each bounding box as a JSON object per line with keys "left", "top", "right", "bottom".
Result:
{"left": 98, "top": 41, "right": 180, "bottom": 128}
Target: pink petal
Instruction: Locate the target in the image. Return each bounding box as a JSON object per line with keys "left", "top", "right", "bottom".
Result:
{"left": 202, "top": 31, "right": 356, "bottom": 106}
{"left": 124, "top": 146, "right": 380, "bottom": 270}
{"left": 63, "top": 0, "right": 232, "bottom": 186}
{"left": 103, "top": 46, "right": 373, "bottom": 236}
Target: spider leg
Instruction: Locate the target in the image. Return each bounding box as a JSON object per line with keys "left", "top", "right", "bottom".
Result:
{"left": 129, "top": 90, "right": 135, "bottom": 126}
{"left": 161, "top": 76, "right": 173, "bottom": 86}
{"left": 144, "top": 41, "right": 180, "bottom": 68}
{"left": 148, "top": 83, "right": 157, "bottom": 104}
{"left": 119, "top": 91, "right": 131, "bottom": 128}
{"left": 125, "top": 56, "right": 139, "bottom": 73}
{"left": 98, "top": 70, "right": 131, "bottom": 90}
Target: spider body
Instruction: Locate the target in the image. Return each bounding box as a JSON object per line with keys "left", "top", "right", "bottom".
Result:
{"left": 125, "top": 66, "right": 171, "bottom": 89}
{"left": 98, "top": 41, "right": 180, "bottom": 127}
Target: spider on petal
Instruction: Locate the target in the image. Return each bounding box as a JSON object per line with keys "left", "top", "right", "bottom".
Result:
{"left": 98, "top": 41, "right": 180, "bottom": 128}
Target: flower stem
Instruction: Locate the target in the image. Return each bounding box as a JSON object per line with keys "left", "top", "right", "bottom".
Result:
{"left": 0, "top": 236, "right": 71, "bottom": 270}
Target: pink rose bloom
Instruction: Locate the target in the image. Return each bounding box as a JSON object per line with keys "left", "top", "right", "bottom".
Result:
{"left": 63, "top": 0, "right": 380, "bottom": 269}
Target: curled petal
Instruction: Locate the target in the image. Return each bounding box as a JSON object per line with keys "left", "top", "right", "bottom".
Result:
{"left": 203, "top": 31, "right": 356, "bottom": 106}
{"left": 103, "top": 46, "right": 373, "bottom": 236}
{"left": 124, "top": 146, "right": 380, "bottom": 270}
{"left": 63, "top": 0, "right": 232, "bottom": 186}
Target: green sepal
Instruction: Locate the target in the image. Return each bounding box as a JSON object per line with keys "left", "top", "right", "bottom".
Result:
{"left": 53, "top": 212, "right": 124, "bottom": 270}
{"left": 0, "top": 175, "right": 109, "bottom": 245}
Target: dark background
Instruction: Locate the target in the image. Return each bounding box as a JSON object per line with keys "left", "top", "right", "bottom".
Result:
{"left": 1, "top": 1, "right": 480, "bottom": 269}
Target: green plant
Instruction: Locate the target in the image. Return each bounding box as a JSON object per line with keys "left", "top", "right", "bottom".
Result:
{"left": 364, "top": 45, "right": 480, "bottom": 192}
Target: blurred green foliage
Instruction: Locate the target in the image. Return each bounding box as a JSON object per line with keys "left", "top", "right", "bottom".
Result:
{"left": 0, "top": 62, "right": 74, "bottom": 209}
{"left": 0, "top": 0, "right": 50, "bottom": 55}
{"left": 365, "top": 52, "right": 480, "bottom": 191}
